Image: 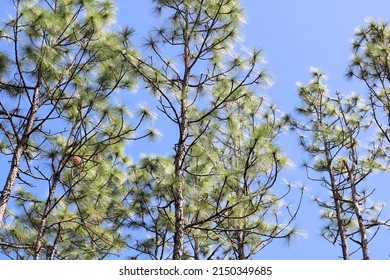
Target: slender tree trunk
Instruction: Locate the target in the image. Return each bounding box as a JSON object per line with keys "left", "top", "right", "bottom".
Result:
{"left": 173, "top": 140, "right": 186, "bottom": 260}
{"left": 326, "top": 151, "right": 349, "bottom": 260}
{"left": 350, "top": 181, "right": 369, "bottom": 259}
{"left": 339, "top": 99, "right": 370, "bottom": 260}
{"left": 34, "top": 172, "right": 60, "bottom": 260}
{"left": 172, "top": 37, "right": 190, "bottom": 260}
{"left": 236, "top": 183, "right": 246, "bottom": 260}
{"left": 236, "top": 230, "right": 245, "bottom": 260}
{"left": 343, "top": 158, "right": 369, "bottom": 260}
{"left": 330, "top": 178, "right": 349, "bottom": 260}
{"left": 0, "top": 86, "right": 40, "bottom": 227}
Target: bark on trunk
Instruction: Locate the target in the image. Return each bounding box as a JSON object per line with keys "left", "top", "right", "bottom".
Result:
{"left": 344, "top": 160, "right": 369, "bottom": 260}
{"left": 351, "top": 181, "right": 370, "bottom": 259}
{"left": 339, "top": 99, "right": 370, "bottom": 260}
{"left": 172, "top": 161, "right": 185, "bottom": 260}
{"left": 326, "top": 151, "right": 349, "bottom": 260}
{"left": 0, "top": 86, "right": 40, "bottom": 227}
{"left": 172, "top": 39, "right": 191, "bottom": 260}
{"left": 236, "top": 183, "right": 245, "bottom": 260}
{"left": 34, "top": 173, "right": 60, "bottom": 260}
{"left": 236, "top": 230, "right": 246, "bottom": 260}
{"left": 172, "top": 106, "right": 188, "bottom": 260}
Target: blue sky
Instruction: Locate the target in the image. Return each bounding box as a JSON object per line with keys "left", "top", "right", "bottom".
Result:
{"left": 114, "top": 0, "right": 390, "bottom": 259}
{"left": 1, "top": 0, "right": 390, "bottom": 260}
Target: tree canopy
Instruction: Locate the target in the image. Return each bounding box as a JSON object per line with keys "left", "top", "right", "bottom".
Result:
{"left": 0, "top": 0, "right": 389, "bottom": 260}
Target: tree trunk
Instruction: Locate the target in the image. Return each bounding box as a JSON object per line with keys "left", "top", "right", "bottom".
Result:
{"left": 351, "top": 181, "right": 369, "bottom": 259}
{"left": 330, "top": 178, "right": 349, "bottom": 260}
{"left": 344, "top": 160, "right": 369, "bottom": 260}
{"left": 236, "top": 230, "right": 246, "bottom": 260}
{"left": 172, "top": 39, "right": 190, "bottom": 260}
{"left": 173, "top": 148, "right": 186, "bottom": 260}
{"left": 172, "top": 107, "right": 188, "bottom": 259}
{"left": 0, "top": 86, "right": 40, "bottom": 226}
{"left": 236, "top": 182, "right": 246, "bottom": 260}
{"left": 338, "top": 97, "right": 370, "bottom": 260}
{"left": 326, "top": 151, "right": 349, "bottom": 260}
{"left": 34, "top": 172, "right": 60, "bottom": 260}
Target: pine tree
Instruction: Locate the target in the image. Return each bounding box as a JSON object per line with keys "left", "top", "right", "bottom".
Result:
{"left": 292, "top": 68, "right": 388, "bottom": 259}
{"left": 183, "top": 94, "right": 302, "bottom": 259}
{"left": 347, "top": 19, "right": 390, "bottom": 146}
{"left": 0, "top": 0, "right": 154, "bottom": 259}
{"left": 122, "top": 0, "right": 301, "bottom": 259}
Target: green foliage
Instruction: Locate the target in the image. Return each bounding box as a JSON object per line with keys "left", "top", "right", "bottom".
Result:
{"left": 119, "top": 0, "right": 301, "bottom": 260}
{"left": 126, "top": 91, "right": 300, "bottom": 259}
{"left": 348, "top": 19, "right": 390, "bottom": 146}
{"left": 125, "top": 155, "right": 176, "bottom": 259}
{"left": 0, "top": 51, "right": 9, "bottom": 76}
{"left": 293, "top": 68, "right": 388, "bottom": 259}
{"left": 0, "top": 0, "right": 154, "bottom": 260}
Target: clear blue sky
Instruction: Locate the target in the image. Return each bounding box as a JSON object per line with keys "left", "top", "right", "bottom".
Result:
{"left": 1, "top": 0, "right": 390, "bottom": 260}
{"left": 115, "top": 0, "right": 390, "bottom": 259}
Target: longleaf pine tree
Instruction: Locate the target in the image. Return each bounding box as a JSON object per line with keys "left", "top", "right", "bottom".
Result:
{"left": 0, "top": 0, "right": 154, "bottom": 259}
{"left": 347, "top": 20, "right": 390, "bottom": 156}
{"left": 183, "top": 94, "right": 302, "bottom": 259}
{"left": 122, "top": 0, "right": 300, "bottom": 259}
{"left": 292, "top": 68, "right": 388, "bottom": 259}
